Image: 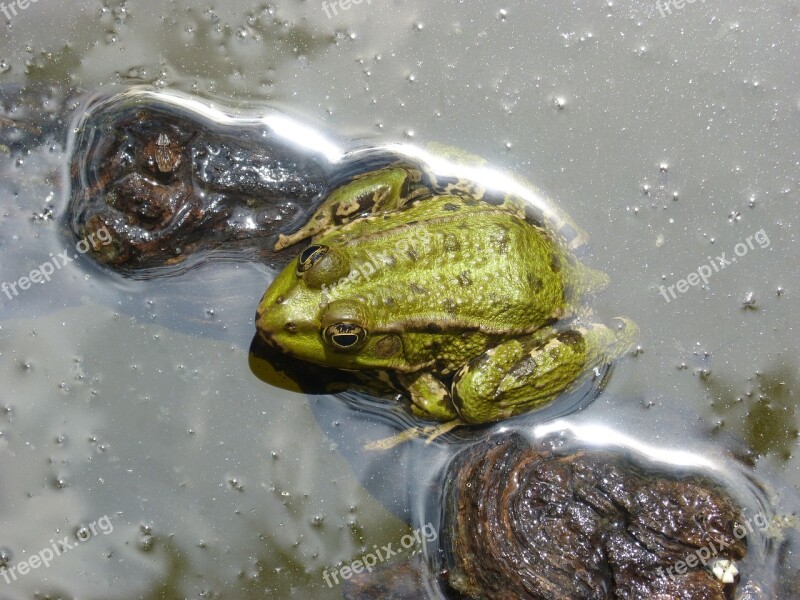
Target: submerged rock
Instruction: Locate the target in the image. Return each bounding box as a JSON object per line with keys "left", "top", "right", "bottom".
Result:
{"left": 68, "top": 90, "right": 331, "bottom": 275}
{"left": 440, "top": 434, "right": 746, "bottom": 599}
{"left": 345, "top": 433, "right": 751, "bottom": 600}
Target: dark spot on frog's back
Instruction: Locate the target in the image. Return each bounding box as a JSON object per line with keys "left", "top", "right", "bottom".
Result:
{"left": 442, "top": 202, "right": 460, "bottom": 212}
{"left": 492, "top": 225, "right": 510, "bottom": 254}
{"left": 442, "top": 298, "right": 459, "bottom": 316}
{"left": 457, "top": 271, "right": 473, "bottom": 287}
{"left": 526, "top": 273, "right": 542, "bottom": 292}
{"left": 409, "top": 283, "right": 428, "bottom": 296}
{"left": 557, "top": 330, "right": 584, "bottom": 348}
{"left": 443, "top": 233, "right": 461, "bottom": 253}
{"left": 422, "top": 323, "right": 444, "bottom": 334}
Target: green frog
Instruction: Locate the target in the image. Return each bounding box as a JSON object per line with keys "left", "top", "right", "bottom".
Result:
{"left": 255, "top": 163, "right": 636, "bottom": 425}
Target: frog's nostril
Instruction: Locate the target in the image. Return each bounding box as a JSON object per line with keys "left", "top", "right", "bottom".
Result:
{"left": 275, "top": 295, "right": 286, "bottom": 305}
{"left": 284, "top": 322, "right": 297, "bottom": 333}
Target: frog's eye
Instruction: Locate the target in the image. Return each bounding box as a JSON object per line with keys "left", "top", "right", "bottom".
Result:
{"left": 323, "top": 322, "right": 368, "bottom": 350}
{"left": 296, "top": 245, "right": 329, "bottom": 276}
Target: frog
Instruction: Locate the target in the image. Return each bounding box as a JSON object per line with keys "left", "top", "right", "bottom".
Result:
{"left": 255, "top": 162, "right": 637, "bottom": 426}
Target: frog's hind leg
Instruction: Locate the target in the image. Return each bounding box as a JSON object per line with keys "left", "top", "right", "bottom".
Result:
{"left": 274, "top": 167, "right": 424, "bottom": 250}
{"left": 451, "top": 319, "right": 638, "bottom": 424}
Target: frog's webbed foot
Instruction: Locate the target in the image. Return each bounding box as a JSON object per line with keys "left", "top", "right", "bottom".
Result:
{"left": 363, "top": 371, "right": 461, "bottom": 450}
{"left": 452, "top": 318, "right": 638, "bottom": 424}
{"left": 274, "top": 167, "right": 424, "bottom": 251}
{"left": 364, "top": 419, "right": 464, "bottom": 451}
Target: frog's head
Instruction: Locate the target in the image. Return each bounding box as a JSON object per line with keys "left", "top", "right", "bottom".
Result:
{"left": 256, "top": 244, "right": 405, "bottom": 370}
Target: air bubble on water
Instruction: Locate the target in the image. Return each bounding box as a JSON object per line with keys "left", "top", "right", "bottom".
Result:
{"left": 553, "top": 96, "right": 566, "bottom": 110}
{"left": 0, "top": 60, "right": 9, "bottom": 74}
{"left": 497, "top": 9, "right": 508, "bottom": 20}
{"left": 742, "top": 292, "right": 756, "bottom": 308}
{"left": 53, "top": 476, "right": 68, "bottom": 489}
{"left": 748, "top": 196, "right": 756, "bottom": 208}
{"left": 776, "top": 287, "right": 784, "bottom": 296}
{"left": 403, "top": 130, "right": 415, "bottom": 138}
{"left": 0, "top": 548, "right": 11, "bottom": 566}
{"left": 112, "top": 6, "right": 128, "bottom": 23}
{"left": 76, "top": 526, "right": 91, "bottom": 541}
{"left": 229, "top": 478, "right": 244, "bottom": 492}
{"left": 413, "top": 22, "right": 424, "bottom": 30}
{"left": 311, "top": 514, "right": 324, "bottom": 527}
{"left": 406, "top": 73, "right": 416, "bottom": 83}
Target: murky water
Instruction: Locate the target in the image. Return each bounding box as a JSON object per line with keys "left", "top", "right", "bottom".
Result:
{"left": 1, "top": 1, "right": 799, "bottom": 598}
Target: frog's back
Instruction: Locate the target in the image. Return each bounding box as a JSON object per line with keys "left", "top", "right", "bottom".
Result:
{"left": 316, "top": 195, "right": 594, "bottom": 335}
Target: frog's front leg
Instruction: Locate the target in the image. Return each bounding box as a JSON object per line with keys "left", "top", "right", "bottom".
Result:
{"left": 274, "top": 167, "right": 423, "bottom": 250}
{"left": 396, "top": 371, "right": 459, "bottom": 422}
{"left": 452, "top": 319, "right": 637, "bottom": 424}
{"left": 363, "top": 372, "right": 461, "bottom": 451}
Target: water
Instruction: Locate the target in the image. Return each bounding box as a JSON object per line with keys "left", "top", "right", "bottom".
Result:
{"left": 1, "top": 0, "right": 800, "bottom": 598}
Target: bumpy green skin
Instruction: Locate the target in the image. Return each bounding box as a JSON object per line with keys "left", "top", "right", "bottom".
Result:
{"left": 256, "top": 166, "right": 637, "bottom": 424}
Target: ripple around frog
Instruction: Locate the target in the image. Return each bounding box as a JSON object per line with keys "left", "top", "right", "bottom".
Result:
{"left": 61, "top": 88, "right": 799, "bottom": 599}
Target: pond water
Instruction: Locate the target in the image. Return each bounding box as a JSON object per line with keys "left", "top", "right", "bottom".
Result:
{"left": 1, "top": 1, "right": 799, "bottom": 598}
